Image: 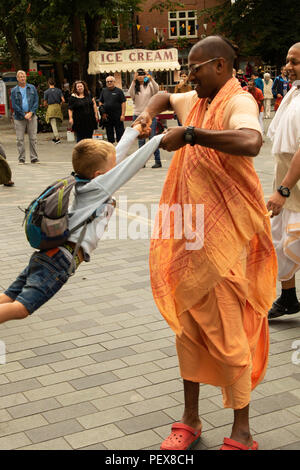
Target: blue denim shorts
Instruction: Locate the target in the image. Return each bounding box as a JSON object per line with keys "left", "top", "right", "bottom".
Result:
{"left": 5, "top": 250, "right": 70, "bottom": 314}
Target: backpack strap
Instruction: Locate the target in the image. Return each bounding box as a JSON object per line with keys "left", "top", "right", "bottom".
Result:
{"left": 67, "top": 210, "right": 97, "bottom": 276}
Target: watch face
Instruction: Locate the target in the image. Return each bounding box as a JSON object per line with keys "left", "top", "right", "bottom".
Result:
{"left": 184, "top": 127, "right": 195, "bottom": 145}
{"left": 282, "top": 188, "right": 289, "bottom": 196}
{"left": 278, "top": 186, "right": 290, "bottom": 197}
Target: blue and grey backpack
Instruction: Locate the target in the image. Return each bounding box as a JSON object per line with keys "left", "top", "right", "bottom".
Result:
{"left": 22, "top": 174, "right": 96, "bottom": 272}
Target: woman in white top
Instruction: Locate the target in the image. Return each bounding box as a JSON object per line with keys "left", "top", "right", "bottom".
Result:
{"left": 129, "top": 69, "right": 161, "bottom": 168}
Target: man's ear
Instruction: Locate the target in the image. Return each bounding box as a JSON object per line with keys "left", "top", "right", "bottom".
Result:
{"left": 216, "top": 58, "right": 226, "bottom": 74}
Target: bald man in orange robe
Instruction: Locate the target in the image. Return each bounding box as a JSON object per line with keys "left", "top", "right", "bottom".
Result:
{"left": 134, "top": 36, "right": 277, "bottom": 451}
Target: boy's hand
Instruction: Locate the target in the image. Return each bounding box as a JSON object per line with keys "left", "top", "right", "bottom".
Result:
{"left": 132, "top": 111, "right": 152, "bottom": 129}
{"left": 132, "top": 112, "right": 152, "bottom": 137}
{"left": 132, "top": 122, "right": 151, "bottom": 138}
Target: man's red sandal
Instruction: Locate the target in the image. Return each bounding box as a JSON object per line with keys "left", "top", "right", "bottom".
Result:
{"left": 160, "top": 423, "right": 202, "bottom": 450}
{"left": 220, "top": 437, "right": 259, "bottom": 450}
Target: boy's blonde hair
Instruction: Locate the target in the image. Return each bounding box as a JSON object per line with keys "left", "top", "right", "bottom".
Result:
{"left": 72, "top": 139, "right": 115, "bottom": 178}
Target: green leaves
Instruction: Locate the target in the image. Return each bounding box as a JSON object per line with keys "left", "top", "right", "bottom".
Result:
{"left": 200, "top": 0, "right": 300, "bottom": 67}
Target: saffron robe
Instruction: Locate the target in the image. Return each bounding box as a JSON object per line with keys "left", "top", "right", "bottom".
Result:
{"left": 150, "top": 78, "right": 277, "bottom": 390}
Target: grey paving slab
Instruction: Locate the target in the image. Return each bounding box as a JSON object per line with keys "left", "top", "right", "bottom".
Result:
{"left": 25, "top": 419, "right": 84, "bottom": 444}
{"left": 68, "top": 371, "right": 119, "bottom": 391}
{"left": 8, "top": 398, "right": 61, "bottom": 419}
{"left": 116, "top": 411, "right": 172, "bottom": 435}
{"left": 0, "top": 121, "right": 299, "bottom": 450}
{"left": 0, "top": 378, "right": 41, "bottom": 397}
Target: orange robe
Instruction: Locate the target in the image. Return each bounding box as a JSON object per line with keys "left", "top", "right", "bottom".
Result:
{"left": 149, "top": 78, "right": 277, "bottom": 398}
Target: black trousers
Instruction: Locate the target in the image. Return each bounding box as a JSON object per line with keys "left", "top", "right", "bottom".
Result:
{"left": 105, "top": 119, "right": 125, "bottom": 143}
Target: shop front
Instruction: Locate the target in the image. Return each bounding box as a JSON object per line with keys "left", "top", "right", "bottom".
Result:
{"left": 88, "top": 48, "right": 181, "bottom": 121}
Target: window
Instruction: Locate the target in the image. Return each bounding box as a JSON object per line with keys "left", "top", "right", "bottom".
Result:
{"left": 168, "top": 11, "right": 198, "bottom": 39}
{"left": 102, "top": 19, "right": 120, "bottom": 43}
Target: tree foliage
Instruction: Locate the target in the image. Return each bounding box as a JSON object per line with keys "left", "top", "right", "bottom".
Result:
{"left": 0, "top": 0, "right": 183, "bottom": 89}
{"left": 199, "top": 0, "right": 300, "bottom": 67}
{"left": 0, "top": 0, "right": 31, "bottom": 70}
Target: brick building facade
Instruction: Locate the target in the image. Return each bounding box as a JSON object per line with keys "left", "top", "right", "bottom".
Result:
{"left": 113, "top": 0, "right": 221, "bottom": 90}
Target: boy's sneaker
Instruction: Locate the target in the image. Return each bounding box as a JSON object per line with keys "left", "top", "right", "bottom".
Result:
{"left": 55, "top": 138, "right": 61, "bottom": 144}
{"left": 18, "top": 158, "right": 25, "bottom": 164}
{"left": 31, "top": 158, "right": 40, "bottom": 164}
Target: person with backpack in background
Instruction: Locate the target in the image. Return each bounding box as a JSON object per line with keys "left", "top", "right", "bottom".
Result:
{"left": 44, "top": 78, "right": 64, "bottom": 144}
{"left": 0, "top": 120, "right": 165, "bottom": 323}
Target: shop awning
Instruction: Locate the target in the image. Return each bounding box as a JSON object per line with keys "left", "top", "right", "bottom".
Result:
{"left": 88, "top": 48, "right": 180, "bottom": 74}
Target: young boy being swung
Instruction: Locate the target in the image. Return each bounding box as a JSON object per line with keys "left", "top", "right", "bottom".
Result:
{"left": 0, "top": 123, "right": 162, "bottom": 324}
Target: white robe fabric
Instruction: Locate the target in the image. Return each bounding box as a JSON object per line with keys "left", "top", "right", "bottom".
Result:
{"left": 271, "top": 208, "right": 300, "bottom": 281}
{"left": 268, "top": 84, "right": 300, "bottom": 281}
{"left": 267, "top": 85, "right": 300, "bottom": 155}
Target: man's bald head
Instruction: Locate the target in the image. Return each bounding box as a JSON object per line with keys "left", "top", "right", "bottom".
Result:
{"left": 290, "top": 42, "right": 300, "bottom": 51}
{"left": 190, "top": 36, "right": 237, "bottom": 70}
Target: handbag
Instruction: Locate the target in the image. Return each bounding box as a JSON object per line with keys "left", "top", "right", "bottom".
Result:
{"left": 67, "top": 128, "right": 75, "bottom": 142}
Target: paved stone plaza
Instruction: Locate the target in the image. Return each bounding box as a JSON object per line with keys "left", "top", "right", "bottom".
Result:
{"left": 0, "top": 118, "right": 299, "bottom": 450}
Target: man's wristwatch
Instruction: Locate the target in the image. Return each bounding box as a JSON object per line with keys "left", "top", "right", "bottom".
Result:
{"left": 184, "top": 126, "right": 196, "bottom": 146}
{"left": 277, "top": 185, "right": 290, "bottom": 197}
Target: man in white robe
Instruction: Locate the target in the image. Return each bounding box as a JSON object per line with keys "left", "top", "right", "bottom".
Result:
{"left": 267, "top": 42, "right": 300, "bottom": 319}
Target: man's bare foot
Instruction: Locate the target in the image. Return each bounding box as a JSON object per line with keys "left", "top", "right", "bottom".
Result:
{"left": 181, "top": 414, "right": 202, "bottom": 433}
{"left": 230, "top": 429, "right": 253, "bottom": 447}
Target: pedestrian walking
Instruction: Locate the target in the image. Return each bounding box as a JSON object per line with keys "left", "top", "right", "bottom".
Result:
{"left": 99, "top": 76, "right": 126, "bottom": 144}
{"left": 263, "top": 73, "right": 273, "bottom": 118}
{"left": 252, "top": 71, "right": 264, "bottom": 94}
{"left": 244, "top": 79, "right": 265, "bottom": 134}
{"left": 267, "top": 42, "right": 300, "bottom": 319}
{"left": 10, "top": 70, "right": 39, "bottom": 164}
{"left": 272, "top": 66, "right": 291, "bottom": 111}
{"left": 68, "top": 80, "right": 98, "bottom": 143}
{"left": 44, "top": 78, "right": 64, "bottom": 144}
{"left": 129, "top": 69, "right": 162, "bottom": 168}
{"left": 134, "top": 35, "right": 277, "bottom": 451}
